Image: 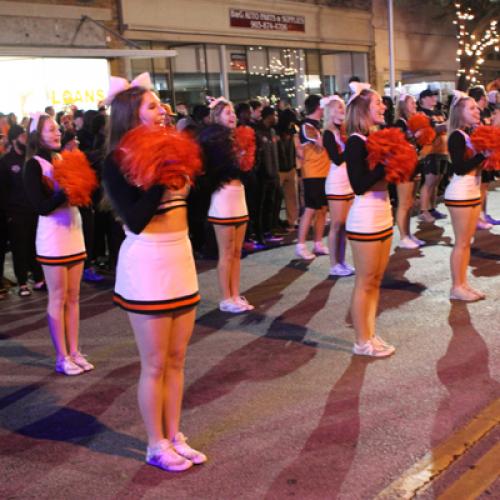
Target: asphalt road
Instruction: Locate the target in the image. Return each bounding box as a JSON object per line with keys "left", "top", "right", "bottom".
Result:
{"left": 1, "top": 187, "right": 500, "bottom": 499}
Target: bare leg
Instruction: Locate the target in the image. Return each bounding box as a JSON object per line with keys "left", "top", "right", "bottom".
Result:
{"left": 164, "top": 307, "right": 196, "bottom": 440}
{"left": 65, "top": 261, "right": 84, "bottom": 355}
{"left": 298, "top": 207, "right": 315, "bottom": 244}
{"left": 129, "top": 312, "right": 171, "bottom": 446}
{"left": 313, "top": 206, "right": 327, "bottom": 244}
{"left": 350, "top": 240, "right": 389, "bottom": 344}
{"left": 43, "top": 265, "right": 69, "bottom": 360}
{"left": 328, "top": 200, "right": 350, "bottom": 267}
{"left": 229, "top": 223, "right": 247, "bottom": 299}
{"left": 420, "top": 173, "right": 439, "bottom": 212}
{"left": 214, "top": 225, "right": 236, "bottom": 301}
{"left": 449, "top": 205, "right": 481, "bottom": 288}
{"left": 396, "top": 182, "right": 415, "bottom": 239}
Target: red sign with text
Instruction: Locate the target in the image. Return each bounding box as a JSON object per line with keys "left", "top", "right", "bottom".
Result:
{"left": 229, "top": 9, "right": 305, "bottom": 32}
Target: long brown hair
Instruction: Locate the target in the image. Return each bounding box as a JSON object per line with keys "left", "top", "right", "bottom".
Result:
{"left": 346, "top": 89, "right": 376, "bottom": 136}
{"left": 448, "top": 97, "right": 473, "bottom": 135}
{"left": 107, "top": 86, "right": 148, "bottom": 152}
{"left": 26, "top": 114, "right": 53, "bottom": 160}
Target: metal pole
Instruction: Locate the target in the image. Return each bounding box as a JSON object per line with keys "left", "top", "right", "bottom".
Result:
{"left": 388, "top": 0, "right": 396, "bottom": 98}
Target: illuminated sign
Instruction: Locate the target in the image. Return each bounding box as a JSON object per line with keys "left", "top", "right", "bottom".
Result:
{"left": 0, "top": 58, "right": 109, "bottom": 117}
{"left": 229, "top": 9, "right": 306, "bottom": 32}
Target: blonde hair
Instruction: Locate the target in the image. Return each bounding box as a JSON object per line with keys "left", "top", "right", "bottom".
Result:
{"left": 448, "top": 97, "right": 473, "bottom": 135}
{"left": 323, "top": 99, "right": 345, "bottom": 131}
{"left": 396, "top": 95, "right": 414, "bottom": 122}
{"left": 346, "top": 89, "right": 376, "bottom": 136}
{"left": 210, "top": 101, "right": 232, "bottom": 125}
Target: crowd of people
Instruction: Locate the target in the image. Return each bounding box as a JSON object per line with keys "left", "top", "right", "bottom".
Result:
{"left": 0, "top": 72, "right": 499, "bottom": 472}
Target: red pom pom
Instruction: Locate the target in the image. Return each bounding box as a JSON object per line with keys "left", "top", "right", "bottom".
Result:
{"left": 52, "top": 150, "right": 97, "bottom": 206}
{"left": 234, "top": 125, "right": 256, "bottom": 172}
{"left": 407, "top": 113, "right": 436, "bottom": 146}
{"left": 116, "top": 125, "right": 203, "bottom": 190}
{"left": 366, "top": 128, "right": 418, "bottom": 183}
{"left": 471, "top": 125, "right": 500, "bottom": 171}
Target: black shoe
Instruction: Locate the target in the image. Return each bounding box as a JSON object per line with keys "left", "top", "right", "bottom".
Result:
{"left": 18, "top": 285, "right": 32, "bottom": 297}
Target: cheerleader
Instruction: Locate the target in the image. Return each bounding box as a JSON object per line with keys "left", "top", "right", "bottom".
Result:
{"left": 295, "top": 94, "right": 330, "bottom": 260}
{"left": 198, "top": 98, "right": 254, "bottom": 314}
{"left": 321, "top": 95, "right": 355, "bottom": 276}
{"left": 394, "top": 94, "right": 426, "bottom": 249}
{"left": 23, "top": 113, "right": 93, "bottom": 375}
{"left": 445, "top": 92, "right": 486, "bottom": 301}
{"left": 344, "top": 83, "right": 395, "bottom": 358}
{"left": 103, "top": 73, "right": 206, "bottom": 471}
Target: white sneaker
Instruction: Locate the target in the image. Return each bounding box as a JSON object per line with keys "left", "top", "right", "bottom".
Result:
{"left": 484, "top": 214, "right": 500, "bottom": 225}
{"left": 313, "top": 242, "right": 329, "bottom": 255}
{"left": 477, "top": 219, "right": 493, "bottom": 230}
{"left": 410, "top": 235, "right": 425, "bottom": 246}
{"left": 353, "top": 339, "right": 395, "bottom": 358}
{"left": 342, "top": 263, "right": 355, "bottom": 274}
{"left": 329, "top": 263, "right": 354, "bottom": 277}
{"left": 398, "top": 236, "right": 419, "bottom": 249}
{"left": 172, "top": 432, "right": 207, "bottom": 465}
{"left": 219, "top": 298, "right": 248, "bottom": 313}
{"left": 55, "top": 356, "right": 84, "bottom": 376}
{"left": 146, "top": 439, "right": 193, "bottom": 472}
{"left": 372, "top": 336, "right": 393, "bottom": 350}
{"left": 464, "top": 284, "right": 486, "bottom": 300}
{"left": 233, "top": 296, "right": 255, "bottom": 310}
{"left": 295, "top": 244, "right": 316, "bottom": 260}
{"left": 71, "top": 351, "right": 95, "bottom": 371}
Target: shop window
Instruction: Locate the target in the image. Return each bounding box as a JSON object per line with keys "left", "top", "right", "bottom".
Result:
{"left": 171, "top": 45, "right": 208, "bottom": 106}
{"left": 247, "top": 46, "right": 269, "bottom": 102}
{"left": 205, "top": 45, "right": 222, "bottom": 98}
{"left": 226, "top": 45, "right": 249, "bottom": 103}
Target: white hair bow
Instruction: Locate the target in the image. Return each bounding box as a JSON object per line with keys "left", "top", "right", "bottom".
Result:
{"left": 104, "top": 72, "right": 153, "bottom": 106}
{"left": 347, "top": 82, "right": 371, "bottom": 106}
{"left": 399, "top": 92, "right": 411, "bottom": 102}
{"left": 451, "top": 89, "right": 469, "bottom": 108}
{"left": 29, "top": 111, "right": 48, "bottom": 134}
{"left": 207, "top": 96, "right": 230, "bottom": 109}
{"left": 320, "top": 95, "right": 344, "bottom": 109}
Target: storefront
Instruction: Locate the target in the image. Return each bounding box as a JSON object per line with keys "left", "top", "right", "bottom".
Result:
{"left": 120, "top": 0, "right": 373, "bottom": 108}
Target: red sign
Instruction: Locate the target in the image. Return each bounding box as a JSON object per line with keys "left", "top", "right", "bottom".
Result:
{"left": 229, "top": 9, "right": 305, "bottom": 32}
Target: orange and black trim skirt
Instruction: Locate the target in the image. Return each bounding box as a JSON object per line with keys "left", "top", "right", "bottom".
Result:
{"left": 444, "top": 197, "right": 481, "bottom": 208}
{"left": 327, "top": 193, "right": 355, "bottom": 202}
{"left": 207, "top": 215, "right": 249, "bottom": 226}
{"left": 37, "top": 251, "right": 87, "bottom": 266}
{"left": 347, "top": 227, "right": 393, "bottom": 242}
{"left": 113, "top": 291, "right": 201, "bottom": 315}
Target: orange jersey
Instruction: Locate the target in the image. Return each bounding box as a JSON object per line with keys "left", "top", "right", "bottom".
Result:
{"left": 301, "top": 143, "right": 330, "bottom": 178}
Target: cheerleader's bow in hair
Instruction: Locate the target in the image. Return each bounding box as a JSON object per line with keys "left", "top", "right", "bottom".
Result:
{"left": 207, "top": 96, "right": 230, "bottom": 109}
{"left": 104, "top": 72, "right": 153, "bottom": 105}
{"left": 450, "top": 89, "right": 469, "bottom": 108}
{"left": 29, "top": 112, "right": 48, "bottom": 134}
{"left": 320, "top": 95, "right": 344, "bottom": 109}
{"left": 347, "top": 82, "right": 371, "bottom": 106}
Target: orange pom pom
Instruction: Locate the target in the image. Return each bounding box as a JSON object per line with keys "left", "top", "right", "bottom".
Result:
{"left": 234, "top": 125, "right": 256, "bottom": 172}
{"left": 407, "top": 113, "right": 436, "bottom": 146}
{"left": 366, "top": 128, "right": 418, "bottom": 183}
{"left": 471, "top": 125, "right": 500, "bottom": 171}
{"left": 116, "top": 125, "right": 203, "bottom": 190}
{"left": 52, "top": 150, "right": 97, "bottom": 206}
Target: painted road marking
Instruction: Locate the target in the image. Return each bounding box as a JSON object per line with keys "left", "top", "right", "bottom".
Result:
{"left": 438, "top": 441, "right": 500, "bottom": 500}
{"left": 375, "top": 398, "right": 500, "bottom": 499}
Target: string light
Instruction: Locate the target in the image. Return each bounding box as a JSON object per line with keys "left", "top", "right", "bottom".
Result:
{"left": 454, "top": 3, "right": 499, "bottom": 85}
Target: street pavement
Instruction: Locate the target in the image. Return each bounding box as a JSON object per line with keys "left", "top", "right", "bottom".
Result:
{"left": 1, "top": 187, "right": 500, "bottom": 499}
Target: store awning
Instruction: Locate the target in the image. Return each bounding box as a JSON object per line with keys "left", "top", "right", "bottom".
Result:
{"left": 0, "top": 46, "right": 177, "bottom": 59}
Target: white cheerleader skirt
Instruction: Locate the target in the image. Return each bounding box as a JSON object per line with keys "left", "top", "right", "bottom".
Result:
{"left": 325, "top": 163, "right": 354, "bottom": 201}
{"left": 113, "top": 229, "right": 200, "bottom": 315}
{"left": 346, "top": 190, "right": 393, "bottom": 242}
{"left": 36, "top": 205, "right": 86, "bottom": 265}
{"left": 444, "top": 174, "right": 482, "bottom": 208}
{"left": 207, "top": 183, "right": 249, "bottom": 225}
